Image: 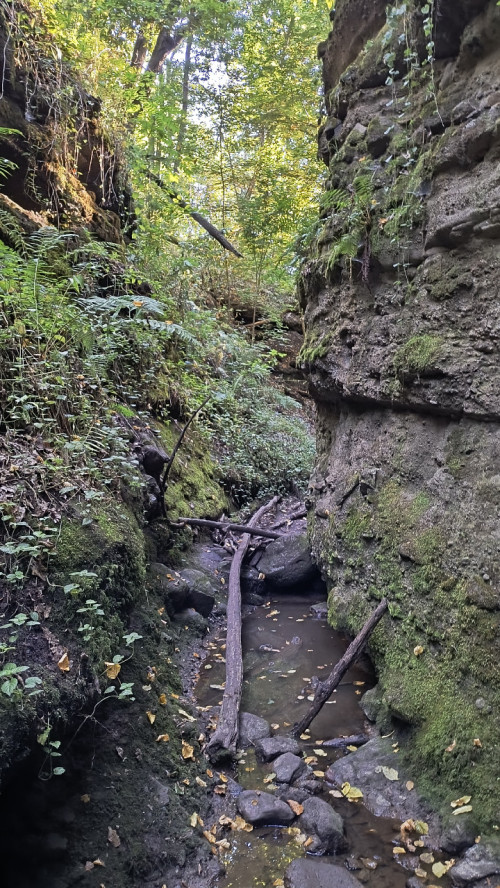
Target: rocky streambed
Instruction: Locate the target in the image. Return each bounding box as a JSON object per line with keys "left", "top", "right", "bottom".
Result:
{"left": 0, "top": 512, "right": 498, "bottom": 888}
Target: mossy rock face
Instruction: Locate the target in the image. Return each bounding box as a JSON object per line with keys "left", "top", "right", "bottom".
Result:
{"left": 306, "top": 399, "right": 500, "bottom": 834}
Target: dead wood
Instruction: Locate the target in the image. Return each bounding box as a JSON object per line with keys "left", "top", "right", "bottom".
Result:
{"left": 322, "top": 733, "right": 369, "bottom": 749}
{"left": 272, "top": 508, "right": 307, "bottom": 529}
{"left": 175, "top": 517, "right": 282, "bottom": 540}
{"left": 291, "top": 598, "right": 388, "bottom": 737}
{"left": 156, "top": 396, "right": 210, "bottom": 516}
{"left": 206, "top": 496, "right": 280, "bottom": 762}
{"left": 144, "top": 170, "right": 243, "bottom": 257}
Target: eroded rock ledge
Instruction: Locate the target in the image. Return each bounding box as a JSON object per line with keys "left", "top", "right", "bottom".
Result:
{"left": 301, "top": 0, "right": 500, "bottom": 837}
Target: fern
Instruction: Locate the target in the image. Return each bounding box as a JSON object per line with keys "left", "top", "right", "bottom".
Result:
{"left": 0, "top": 207, "right": 27, "bottom": 254}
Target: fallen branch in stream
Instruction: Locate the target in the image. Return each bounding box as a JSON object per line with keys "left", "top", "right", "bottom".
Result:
{"left": 272, "top": 508, "right": 307, "bottom": 529}
{"left": 322, "top": 733, "right": 369, "bottom": 749}
{"left": 206, "top": 497, "right": 280, "bottom": 763}
{"left": 174, "top": 517, "right": 283, "bottom": 540}
{"left": 291, "top": 598, "right": 388, "bottom": 737}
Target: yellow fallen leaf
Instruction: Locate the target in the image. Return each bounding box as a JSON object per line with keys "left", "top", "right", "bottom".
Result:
{"left": 400, "top": 819, "right": 415, "bottom": 837}
{"left": 216, "top": 838, "right": 231, "bottom": 850}
{"left": 203, "top": 830, "right": 217, "bottom": 845}
{"left": 342, "top": 782, "right": 363, "bottom": 800}
{"left": 266, "top": 610, "right": 280, "bottom": 617}
{"left": 287, "top": 800, "right": 304, "bottom": 816}
{"left": 420, "top": 852, "right": 435, "bottom": 864}
{"left": 178, "top": 708, "right": 195, "bottom": 721}
{"left": 453, "top": 805, "right": 473, "bottom": 816}
{"left": 206, "top": 768, "right": 214, "bottom": 778}
{"left": 329, "top": 790, "right": 343, "bottom": 798}
{"left": 156, "top": 733, "right": 170, "bottom": 742}
{"left": 158, "top": 694, "right": 167, "bottom": 705}
{"left": 314, "top": 749, "right": 328, "bottom": 757}
{"left": 294, "top": 832, "right": 308, "bottom": 845}
{"left": 414, "top": 868, "right": 427, "bottom": 879}
{"left": 93, "top": 858, "right": 104, "bottom": 866}
{"left": 304, "top": 837, "right": 314, "bottom": 848}
{"left": 432, "top": 861, "right": 449, "bottom": 878}
{"left": 104, "top": 662, "right": 121, "bottom": 679}
{"left": 393, "top": 847, "right": 406, "bottom": 855}
{"left": 353, "top": 681, "right": 365, "bottom": 686}
{"left": 445, "top": 739, "right": 456, "bottom": 752}
{"left": 414, "top": 645, "right": 424, "bottom": 656}
{"left": 271, "top": 723, "right": 280, "bottom": 730}
{"left": 107, "top": 827, "right": 120, "bottom": 848}
{"left": 473, "top": 738, "right": 482, "bottom": 748}
{"left": 406, "top": 781, "right": 415, "bottom": 791}
{"left": 146, "top": 711, "right": 156, "bottom": 724}
{"left": 347, "top": 745, "right": 358, "bottom": 752}
{"left": 214, "top": 785, "right": 226, "bottom": 795}
{"left": 218, "top": 773, "right": 228, "bottom": 783}
{"left": 189, "top": 812, "right": 198, "bottom": 827}
{"left": 451, "top": 795, "right": 471, "bottom": 808}
{"left": 304, "top": 756, "right": 317, "bottom": 765}
{"left": 57, "top": 652, "right": 70, "bottom": 672}
{"left": 313, "top": 770, "right": 325, "bottom": 777}
{"left": 196, "top": 776, "right": 207, "bottom": 787}
{"left": 81, "top": 794, "right": 91, "bottom": 803}
{"left": 233, "top": 815, "right": 253, "bottom": 832}
{"left": 263, "top": 773, "right": 276, "bottom": 784}
{"left": 379, "top": 766, "right": 399, "bottom": 781}
{"left": 273, "top": 880, "right": 285, "bottom": 887}
{"left": 181, "top": 740, "right": 195, "bottom": 760}
{"left": 415, "top": 820, "right": 429, "bottom": 835}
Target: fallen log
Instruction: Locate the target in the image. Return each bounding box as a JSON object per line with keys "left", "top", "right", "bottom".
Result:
{"left": 291, "top": 598, "right": 388, "bottom": 737}
{"left": 322, "top": 733, "right": 369, "bottom": 749}
{"left": 206, "top": 497, "right": 280, "bottom": 762}
{"left": 175, "top": 517, "right": 282, "bottom": 540}
{"left": 272, "top": 508, "right": 307, "bottom": 529}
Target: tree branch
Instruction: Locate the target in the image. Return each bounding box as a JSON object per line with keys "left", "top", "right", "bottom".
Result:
{"left": 144, "top": 170, "right": 243, "bottom": 258}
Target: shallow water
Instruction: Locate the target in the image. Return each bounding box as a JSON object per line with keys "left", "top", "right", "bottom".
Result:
{"left": 196, "top": 596, "right": 415, "bottom": 888}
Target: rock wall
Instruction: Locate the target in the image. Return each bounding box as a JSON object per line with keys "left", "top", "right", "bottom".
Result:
{"left": 301, "top": 0, "right": 500, "bottom": 835}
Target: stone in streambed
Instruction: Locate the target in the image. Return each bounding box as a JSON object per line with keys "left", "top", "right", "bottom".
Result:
{"left": 237, "top": 790, "right": 295, "bottom": 826}
{"left": 254, "top": 534, "right": 319, "bottom": 591}
{"left": 297, "top": 796, "right": 346, "bottom": 854}
{"left": 450, "top": 844, "right": 500, "bottom": 885}
{"left": 179, "top": 568, "right": 216, "bottom": 616}
{"left": 255, "top": 735, "right": 301, "bottom": 761}
{"left": 239, "top": 712, "right": 271, "bottom": 747}
{"left": 284, "top": 859, "right": 363, "bottom": 888}
{"left": 273, "top": 752, "right": 309, "bottom": 783}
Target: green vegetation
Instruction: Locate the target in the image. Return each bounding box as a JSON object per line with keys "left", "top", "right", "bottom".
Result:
{"left": 393, "top": 334, "right": 443, "bottom": 377}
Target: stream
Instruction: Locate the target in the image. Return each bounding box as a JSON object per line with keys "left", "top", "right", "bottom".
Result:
{"left": 196, "top": 594, "right": 412, "bottom": 888}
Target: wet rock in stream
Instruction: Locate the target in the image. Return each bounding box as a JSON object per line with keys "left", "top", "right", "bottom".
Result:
{"left": 238, "top": 712, "right": 271, "bottom": 747}
{"left": 273, "top": 752, "right": 310, "bottom": 783}
{"left": 237, "top": 790, "right": 295, "bottom": 826}
{"left": 450, "top": 843, "right": 500, "bottom": 885}
{"left": 326, "top": 738, "right": 438, "bottom": 832}
{"left": 297, "top": 796, "right": 347, "bottom": 854}
{"left": 284, "top": 859, "right": 363, "bottom": 888}
{"left": 255, "top": 735, "right": 301, "bottom": 761}
{"left": 252, "top": 533, "right": 322, "bottom": 591}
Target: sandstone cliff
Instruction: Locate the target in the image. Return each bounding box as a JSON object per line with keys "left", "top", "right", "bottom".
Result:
{"left": 301, "top": 0, "right": 500, "bottom": 835}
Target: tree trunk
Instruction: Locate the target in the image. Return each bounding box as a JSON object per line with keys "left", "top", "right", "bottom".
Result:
{"left": 206, "top": 497, "right": 280, "bottom": 762}
{"left": 131, "top": 32, "right": 149, "bottom": 69}
{"left": 292, "top": 598, "right": 388, "bottom": 737}
{"left": 173, "top": 33, "right": 192, "bottom": 173}
{"left": 147, "top": 25, "right": 187, "bottom": 73}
